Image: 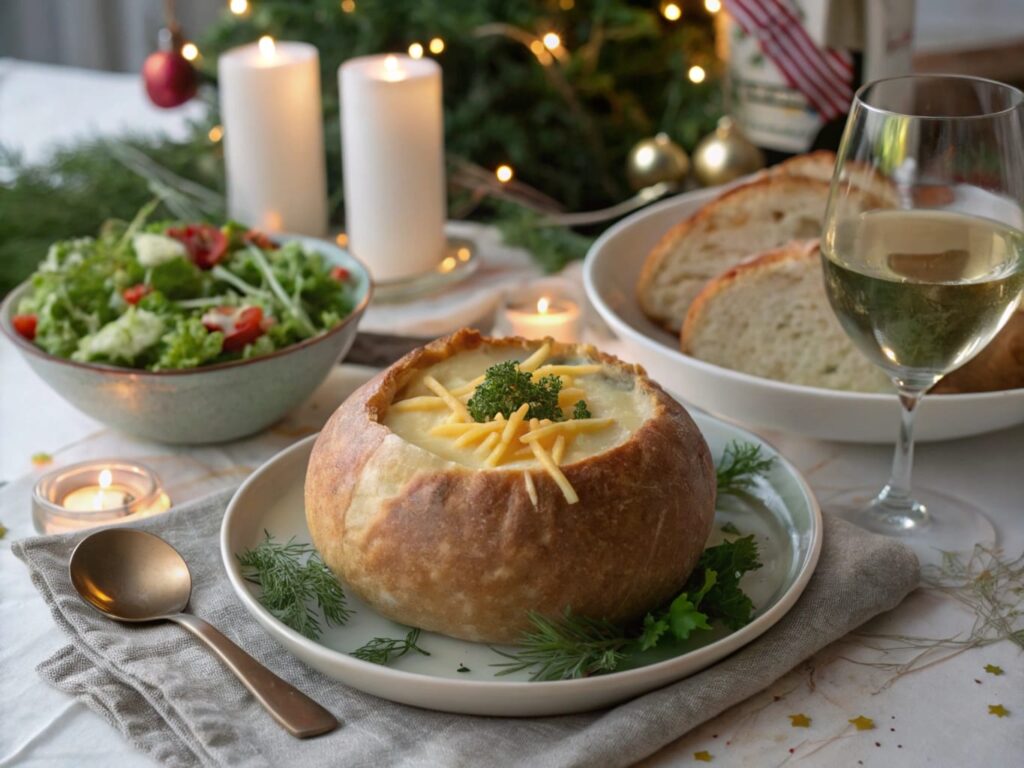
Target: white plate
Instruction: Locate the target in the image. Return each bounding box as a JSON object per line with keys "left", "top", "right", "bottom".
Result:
{"left": 583, "top": 187, "right": 1024, "bottom": 443}
{"left": 221, "top": 410, "right": 821, "bottom": 717}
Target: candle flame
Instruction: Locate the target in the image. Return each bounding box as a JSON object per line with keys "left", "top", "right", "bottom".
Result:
{"left": 99, "top": 469, "right": 112, "bottom": 489}
{"left": 537, "top": 297, "right": 551, "bottom": 314}
{"left": 258, "top": 35, "right": 276, "bottom": 59}
{"left": 382, "top": 55, "right": 407, "bottom": 81}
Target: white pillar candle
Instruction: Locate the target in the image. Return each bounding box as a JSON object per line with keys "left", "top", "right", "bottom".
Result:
{"left": 504, "top": 296, "right": 583, "bottom": 343}
{"left": 219, "top": 38, "right": 327, "bottom": 236}
{"left": 340, "top": 54, "right": 446, "bottom": 281}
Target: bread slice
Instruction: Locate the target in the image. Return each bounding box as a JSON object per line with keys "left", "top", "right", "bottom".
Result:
{"left": 680, "top": 240, "right": 890, "bottom": 393}
{"left": 767, "top": 150, "right": 839, "bottom": 184}
{"left": 638, "top": 176, "right": 838, "bottom": 333}
{"left": 933, "top": 307, "right": 1024, "bottom": 394}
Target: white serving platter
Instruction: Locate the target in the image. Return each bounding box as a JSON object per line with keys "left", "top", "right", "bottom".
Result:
{"left": 583, "top": 187, "right": 1024, "bottom": 443}
{"left": 221, "top": 409, "right": 821, "bottom": 717}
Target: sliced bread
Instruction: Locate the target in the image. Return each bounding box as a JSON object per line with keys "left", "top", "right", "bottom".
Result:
{"left": 680, "top": 240, "right": 890, "bottom": 393}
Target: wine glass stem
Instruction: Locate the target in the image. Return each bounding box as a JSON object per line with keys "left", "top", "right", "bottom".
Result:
{"left": 876, "top": 387, "right": 925, "bottom": 521}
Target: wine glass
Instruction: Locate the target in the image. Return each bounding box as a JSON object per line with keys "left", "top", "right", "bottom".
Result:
{"left": 821, "top": 75, "right": 1024, "bottom": 562}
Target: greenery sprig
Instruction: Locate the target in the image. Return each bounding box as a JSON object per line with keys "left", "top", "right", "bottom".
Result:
{"left": 716, "top": 441, "right": 775, "bottom": 496}
{"left": 467, "top": 359, "right": 590, "bottom": 423}
{"left": 494, "top": 535, "right": 763, "bottom": 681}
{"left": 350, "top": 629, "right": 431, "bottom": 665}
{"left": 238, "top": 532, "right": 352, "bottom": 640}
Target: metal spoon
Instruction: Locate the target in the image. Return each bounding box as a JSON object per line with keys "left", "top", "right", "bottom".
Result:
{"left": 68, "top": 528, "right": 338, "bottom": 739}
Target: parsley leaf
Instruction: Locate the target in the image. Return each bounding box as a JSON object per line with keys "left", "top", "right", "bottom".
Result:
{"left": 691, "top": 535, "right": 762, "bottom": 629}
{"left": 572, "top": 400, "right": 592, "bottom": 419}
{"left": 466, "top": 360, "right": 563, "bottom": 422}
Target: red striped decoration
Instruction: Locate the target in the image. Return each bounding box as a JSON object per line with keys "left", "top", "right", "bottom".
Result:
{"left": 724, "top": 0, "right": 854, "bottom": 120}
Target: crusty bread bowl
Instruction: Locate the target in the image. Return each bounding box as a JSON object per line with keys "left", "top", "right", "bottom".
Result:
{"left": 305, "top": 329, "right": 716, "bottom": 644}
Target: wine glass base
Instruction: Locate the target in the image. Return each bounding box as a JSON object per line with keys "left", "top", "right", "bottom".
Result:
{"left": 821, "top": 487, "right": 996, "bottom": 567}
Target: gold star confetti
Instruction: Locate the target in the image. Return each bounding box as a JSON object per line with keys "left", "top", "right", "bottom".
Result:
{"left": 694, "top": 751, "right": 713, "bottom": 762}
{"left": 849, "top": 715, "right": 875, "bottom": 731}
{"left": 984, "top": 664, "right": 1004, "bottom": 676}
{"left": 988, "top": 705, "right": 1009, "bottom": 718}
{"left": 788, "top": 713, "right": 811, "bottom": 728}
{"left": 31, "top": 452, "right": 53, "bottom": 466}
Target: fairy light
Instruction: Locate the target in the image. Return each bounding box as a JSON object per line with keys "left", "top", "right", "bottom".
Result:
{"left": 208, "top": 125, "right": 224, "bottom": 142}
{"left": 228, "top": 0, "right": 248, "bottom": 15}
{"left": 495, "top": 164, "right": 514, "bottom": 183}
{"left": 559, "top": 0, "right": 575, "bottom": 8}
{"left": 408, "top": 42, "right": 424, "bottom": 59}
{"left": 429, "top": 37, "right": 445, "bottom": 54}
{"left": 661, "top": 2, "right": 682, "bottom": 21}
{"left": 258, "top": 35, "right": 276, "bottom": 59}
{"left": 704, "top": 0, "right": 722, "bottom": 13}
{"left": 341, "top": 0, "right": 356, "bottom": 12}
{"left": 181, "top": 42, "right": 199, "bottom": 61}
{"left": 542, "top": 32, "right": 561, "bottom": 51}
{"left": 688, "top": 65, "right": 706, "bottom": 84}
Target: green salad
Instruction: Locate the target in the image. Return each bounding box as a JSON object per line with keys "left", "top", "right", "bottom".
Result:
{"left": 11, "top": 205, "right": 358, "bottom": 371}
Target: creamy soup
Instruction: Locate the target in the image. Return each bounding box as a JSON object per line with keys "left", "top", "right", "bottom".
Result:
{"left": 384, "top": 346, "right": 652, "bottom": 469}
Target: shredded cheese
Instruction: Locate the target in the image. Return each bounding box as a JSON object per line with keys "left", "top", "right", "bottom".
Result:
{"left": 529, "top": 439, "right": 578, "bottom": 504}
{"left": 486, "top": 403, "right": 529, "bottom": 467}
{"left": 453, "top": 421, "right": 504, "bottom": 447}
{"left": 552, "top": 434, "right": 567, "bottom": 465}
{"left": 476, "top": 431, "right": 500, "bottom": 456}
{"left": 523, "top": 471, "right": 538, "bottom": 506}
{"left": 423, "top": 375, "right": 470, "bottom": 422}
{"left": 519, "top": 418, "right": 615, "bottom": 444}
{"left": 450, "top": 375, "right": 486, "bottom": 397}
{"left": 532, "top": 363, "right": 603, "bottom": 378}
{"left": 519, "top": 342, "right": 551, "bottom": 373}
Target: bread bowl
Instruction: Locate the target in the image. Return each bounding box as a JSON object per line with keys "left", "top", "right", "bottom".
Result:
{"left": 305, "top": 329, "right": 716, "bottom": 643}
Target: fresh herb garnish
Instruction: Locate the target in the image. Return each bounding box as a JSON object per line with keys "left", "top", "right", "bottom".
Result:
{"left": 466, "top": 360, "right": 564, "bottom": 422}
{"left": 716, "top": 441, "right": 775, "bottom": 496}
{"left": 350, "top": 629, "right": 430, "bottom": 665}
{"left": 572, "top": 400, "right": 592, "bottom": 419}
{"left": 238, "top": 532, "right": 352, "bottom": 640}
{"left": 720, "top": 521, "right": 741, "bottom": 536}
{"left": 494, "top": 536, "right": 763, "bottom": 681}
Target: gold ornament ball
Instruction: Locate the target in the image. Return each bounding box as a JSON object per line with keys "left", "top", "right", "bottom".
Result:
{"left": 626, "top": 133, "right": 690, "bottom": 190}
{"left": 692, "top": 117, "right": 765, "bottom": 187}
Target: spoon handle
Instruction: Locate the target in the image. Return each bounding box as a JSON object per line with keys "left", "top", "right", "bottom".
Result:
{"left": 170, "top": 612, "right": 338, "bottom": 738}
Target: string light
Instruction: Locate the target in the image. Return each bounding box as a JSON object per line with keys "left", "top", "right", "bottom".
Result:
{"left": 704, "top": 0, "right": 722, "bottom": 13}
{"left": 341, "top": 0, "right": 356, "bottom": 12}
{"left": 529, "top": 40, "right": 553, "bottom": 66}
{"left": 208, "top": 125, "right": 224, "bottom": 142}
{"left": 335, "top": 233, "right": 349, "bottom": 247}
{"left": 542, "top": 32, "right": 561, "bottom": 51}
{"left": 661, "top": 2, "right": 682, "bottom": 21}
{"left": 495, "top": 165, "right": 514, "bottom": 183}
{"left": 228, "top": 0, "right": 248, "bottom": 15}
{"left": 408, "top": 42, "right": 424, "bottom": 59}
{"left": 181, "top": 42, "right": 199, "bottom": 61}
{"left": 429, "top": 37, "right": 445, "bottom": 54}
{"left": 559, "top": 0, "right": 575, "bottom": 9}
{"left": 688, "top": 65, "right": 706, "bottom": 83}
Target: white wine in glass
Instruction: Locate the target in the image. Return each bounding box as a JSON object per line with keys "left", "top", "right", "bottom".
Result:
{"left": 822, "top": 75, "right": 1024, "bottom": 562}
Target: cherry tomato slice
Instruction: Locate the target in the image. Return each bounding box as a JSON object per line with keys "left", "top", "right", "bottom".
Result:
{"left": 13, "top": 314, "right": 37, "bottom": 341}
{"left": 202, "top": 305, "right": 265, "bottom": 352}
{"left": 242, "top": 229, "right": 278, "bottom": 250}
{"left": 330, "top": 266, "right": 350, "bottom": 282}
{"left": 166, "top": 224, "right": 229, "bottom": 269}
{"left": 122, "top": 284, "right": 152, "bottom": 305}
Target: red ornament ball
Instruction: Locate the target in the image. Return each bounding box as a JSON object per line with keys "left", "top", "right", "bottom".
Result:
{"left": 142, "top": 49, "right": 197, "bottom": 108}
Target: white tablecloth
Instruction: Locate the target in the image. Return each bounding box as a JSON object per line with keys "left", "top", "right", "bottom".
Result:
{"left": 1, "top": 59, "right": 1021, "bottom": 768}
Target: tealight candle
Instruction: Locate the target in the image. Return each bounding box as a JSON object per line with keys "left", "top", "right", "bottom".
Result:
{"left": 219, "top": 37, "right": 328, "bottom": 236}
{"left": 339, "top": 54, "right": 446, "bottom": 281}
{"left": 501, "top": 280, "right": 585, "bottom": 342}
{"left": 32, "top": 460, "right": 171, "bottom": 535}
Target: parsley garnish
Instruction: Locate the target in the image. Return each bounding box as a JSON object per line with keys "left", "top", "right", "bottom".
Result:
{"left": 350, "top": 629, "right": 430, "bottom": 665}
{"left": 572, "top": 400, "right": 592, "bottom": 419}
{"left": 493, "top": 536, "right": 763, "bottom": 681}
{"left": 238, "top": 532, "right": 352, "bottom": 640}
{"left": 466, "top": 360, "right": 563, "bottom": 422}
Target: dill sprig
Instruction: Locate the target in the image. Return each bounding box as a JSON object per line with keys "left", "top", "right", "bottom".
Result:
{"left": 350, "top": 629, "right": 431, "bottom": 665}
{"left": 492, "top": 611, "right": 630, "bottom": 681}
{"left": 716, "top": 441, "right": 775, "bottom": 496}
{"left": 238, "top": 532, "right": 352, "bottom": 640}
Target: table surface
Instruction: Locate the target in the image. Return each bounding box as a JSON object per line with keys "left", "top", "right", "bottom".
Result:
{"left": 1, "top": 59, "right": 1022, "bottom": 768}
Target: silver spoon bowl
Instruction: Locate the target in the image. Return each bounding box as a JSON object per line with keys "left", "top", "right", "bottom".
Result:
{"left": 69, "top": 528, "right": 338, "bottom": 739}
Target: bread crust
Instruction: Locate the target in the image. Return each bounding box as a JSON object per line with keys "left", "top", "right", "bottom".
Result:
{"left": 934, "top": 309, "right": 1024, "bottom": 394}
{"left": 305, "top": 329, "right": 717, "bottom": 643}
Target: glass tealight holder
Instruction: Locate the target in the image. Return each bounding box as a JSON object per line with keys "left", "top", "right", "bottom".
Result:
{"left": 32, "top": 459, "right": 172, "bottom": 535}
{"left": 496, "top": 277, "right": 585, "bottom": 343}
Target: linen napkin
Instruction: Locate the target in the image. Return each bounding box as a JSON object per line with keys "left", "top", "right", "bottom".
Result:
{"left": 14, "top": 490, "right": 918, "bottom": 768}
